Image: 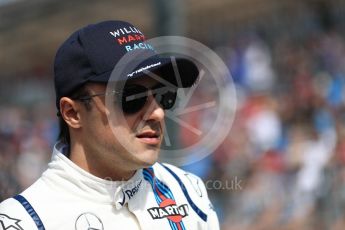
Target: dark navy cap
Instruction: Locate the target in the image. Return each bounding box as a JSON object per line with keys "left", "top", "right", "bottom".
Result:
{"left": 54, "top": 20, "right": 199, "bottom": 110}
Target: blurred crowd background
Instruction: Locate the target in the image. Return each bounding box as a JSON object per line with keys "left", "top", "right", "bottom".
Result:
{"left": 1, "top": 0, "right": 345, "bottom": 229}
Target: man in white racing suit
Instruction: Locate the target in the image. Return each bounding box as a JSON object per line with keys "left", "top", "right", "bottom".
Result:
{"left": 0, "top": 20, "right": 219, "bottom": 230}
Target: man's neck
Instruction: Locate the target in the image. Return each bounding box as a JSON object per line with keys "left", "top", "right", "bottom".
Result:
{"left": 68, "top": 142, "right": 136, "bottom": 181}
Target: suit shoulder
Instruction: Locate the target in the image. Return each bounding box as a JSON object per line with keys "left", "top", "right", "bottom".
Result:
{"left": 0, "top": 197, "right": 19, "bottom": 211}
{"left": 0, "top": 197, "right": 38, "bottom": 229}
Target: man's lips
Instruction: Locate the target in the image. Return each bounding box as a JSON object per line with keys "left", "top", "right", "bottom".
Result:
{"left": 136, "top": 131, "right": 161, "bottom": 145}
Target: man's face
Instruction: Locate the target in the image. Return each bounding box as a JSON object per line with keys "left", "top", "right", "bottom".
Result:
{"left": 79, "top": 77, "right": 166, "bottom": 172}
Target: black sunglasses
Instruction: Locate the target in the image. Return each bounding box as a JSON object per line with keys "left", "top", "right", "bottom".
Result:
{"left": 75, "top": 83, "right": 178, "bottom": 114}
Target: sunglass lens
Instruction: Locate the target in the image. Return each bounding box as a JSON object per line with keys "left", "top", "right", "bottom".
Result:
{"left": 120, "top": 83, "right": 178, "bottom": 114}
{"left": 158, "top": 91, "right": 177, "bottom": 110}
{"left": 153, "top": 84, "right": 177, "bottom": 110}
{"left": 121, "top": 85, "right": 148, "bottom": 114}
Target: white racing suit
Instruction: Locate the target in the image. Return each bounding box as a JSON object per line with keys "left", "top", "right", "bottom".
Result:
{"left": 0, "top": 142, "right": 219, "bottom": 230}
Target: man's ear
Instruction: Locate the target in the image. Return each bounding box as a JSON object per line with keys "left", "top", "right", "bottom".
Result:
{"left": 59, "top": 97, "right": 82, "bottom": 129}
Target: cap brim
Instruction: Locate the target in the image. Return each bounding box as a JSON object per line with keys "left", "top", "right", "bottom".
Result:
{"left": 88, "top": 55, "right": 199, "bottom": 88}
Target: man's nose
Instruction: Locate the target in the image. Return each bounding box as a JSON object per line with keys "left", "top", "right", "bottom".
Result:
{"left": 143, "top": 94, "right": 165, "bottom": 122}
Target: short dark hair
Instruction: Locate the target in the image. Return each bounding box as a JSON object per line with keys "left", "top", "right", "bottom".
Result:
{"left": 57, "top": 85, "right": 92, "bottom": 145}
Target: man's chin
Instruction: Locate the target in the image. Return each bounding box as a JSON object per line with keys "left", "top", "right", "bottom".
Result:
{"left": 137, "top": 148, "right": 160, "bottom": 166}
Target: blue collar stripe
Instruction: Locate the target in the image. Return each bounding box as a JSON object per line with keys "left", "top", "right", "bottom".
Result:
{"left": 161, "top": 164, "right": 208, "bottom": 222}
{"left": 13, "top": 195, "right": 45, "bottom": 230}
